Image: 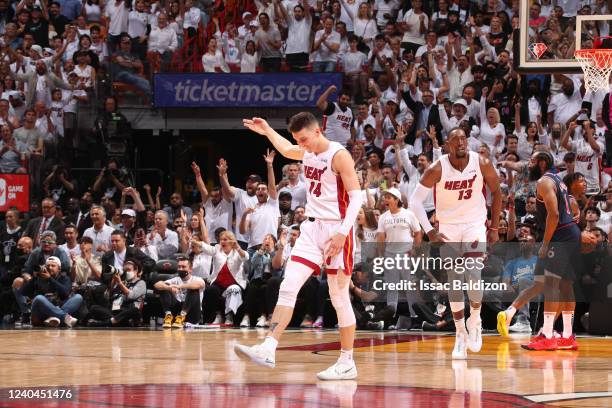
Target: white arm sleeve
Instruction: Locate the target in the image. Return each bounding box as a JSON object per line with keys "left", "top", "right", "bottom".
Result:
{"left": 338, "top": 190, "right": 363, "bottom": 236}
{"left": 409, "top": 183, "right": 434, "bottom": 234}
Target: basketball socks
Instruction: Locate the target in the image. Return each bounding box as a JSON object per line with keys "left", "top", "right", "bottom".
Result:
{"left": 180, "top": 311, "right": 187, "bottom": 317}
{"left": 505, "top": 306, "right": 516, "bottom": 322}
{"left": 562, "top": 311, "right": 574, "bottom": 338}
{"left": 454, "top": 317, "right": 467, "bottom": 334}
{"left": 262, "top": 336, "right": 278, "bottom": 352}
{"left": 469, "top": 305, "right": 481, "bottom": 322}
{"left": 542, "top": 312, "right": 555, "bottom": 339}
{"left": 339, "top": 349, "right": 353, "bottom": 364}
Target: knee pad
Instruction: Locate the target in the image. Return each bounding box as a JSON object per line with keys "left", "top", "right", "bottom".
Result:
{"left": 277, "top": 260, "right": 314, "bottom": 307}
{"left": 328, "top": 276, "right": 356, "bottom": 328}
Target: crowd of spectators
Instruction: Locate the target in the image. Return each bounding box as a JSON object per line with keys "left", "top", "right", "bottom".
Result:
{"left": 0, "top": 0, "right": 611, "bottom": 334}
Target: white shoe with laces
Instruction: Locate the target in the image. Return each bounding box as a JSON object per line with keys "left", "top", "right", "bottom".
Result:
{"left": 255, "top": 315, "right": 267, "bottom": 328}
{"left": 234, "top": 343, "right": 276, "bottom": 368}
{"left": 44, "top": 317, "right": 60, "bottom": 327}
{"left": 466, "top": 316, "right": 482, "bottom": 353}
{"left": 317, "top": 360, "right": 358, "bottom": 381}
{"left": 240, "top": 315, "right": 250, "bottom": 328}
{"left": 452, "top": 331, "right": 468, "bottom": 360}
{"left": 64, "top": 314, "right": 78, "bottom": 328}
{"left": 212, "top": 314, "right": 223, "bottom": 325}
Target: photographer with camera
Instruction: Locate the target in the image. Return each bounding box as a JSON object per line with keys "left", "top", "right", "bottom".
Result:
{"left": 42, "top": 164, "right": 77, "bottom": 208}
{"left": 92, "top": 158, "right": 131, "bottom": 205}
{"left": 87, "top": 259, "right": 147, "bottom": 327}
{"left": 21, "top": 256, "right": 82, "bottom": 327}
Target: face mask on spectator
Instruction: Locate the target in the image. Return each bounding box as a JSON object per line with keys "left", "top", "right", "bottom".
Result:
{"left": 126, "top": 271, "right": 135, "bottom": 281}
{"left": 178, "top": 270, "right": 189, "bottom": 279}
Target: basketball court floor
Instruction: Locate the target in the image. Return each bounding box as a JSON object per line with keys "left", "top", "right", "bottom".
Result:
{"left": 1, "top": 328, "right": 611, "bottom": 407}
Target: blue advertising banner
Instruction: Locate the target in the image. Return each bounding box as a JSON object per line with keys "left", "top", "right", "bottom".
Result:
{"left": 154, "top": 73, "right": 343, "bottom": 108}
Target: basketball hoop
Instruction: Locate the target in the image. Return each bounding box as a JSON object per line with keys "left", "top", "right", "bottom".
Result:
{"left": 575, "top": 48, "right": 612, "bottom": 92}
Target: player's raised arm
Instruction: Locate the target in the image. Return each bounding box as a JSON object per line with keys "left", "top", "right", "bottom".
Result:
{"left": 243, "top": 117, "right": 305, "bottom": 160}
{"left": 480, "top": 156, "right": 502, "bottom": 243}
{"left": 409, "top": 161, "right": 446, "bottom": 241}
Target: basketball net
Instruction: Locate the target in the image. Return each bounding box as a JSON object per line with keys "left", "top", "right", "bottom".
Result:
{"left": 574, "top": 48, "right": 612, "bottom": 92}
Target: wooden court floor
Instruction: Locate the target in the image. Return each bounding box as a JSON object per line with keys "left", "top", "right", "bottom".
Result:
{"left": 0, "top": 328, "right": 611, "bottom": 407}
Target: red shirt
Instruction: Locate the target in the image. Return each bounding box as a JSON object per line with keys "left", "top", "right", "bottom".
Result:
{"left": 215, "top": 262, "right": 237, "bottom": 290}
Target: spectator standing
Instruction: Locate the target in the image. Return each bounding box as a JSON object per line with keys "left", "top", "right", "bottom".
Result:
{"left": 255, "top": 13, "right": 282, "bottom": 72}
{"left": 192, "top": 161, "right": 232, "bottom": 244}
{"left": 277, "top": 162, "right": 307, "bottom": 209}
{"left": 239, "top": 150, "right": 280, "bottom": 252}
{"left": 316, "top": 85, "right": 354, "bottom": 146}
{"left": 312, "top": 17, "right": 340, "bottom": 72}
{"left": 218, "top": 158, "right": 259, "bottom": 249}
{"left": 275, "top": 0, "right": 311, "bottom": 71}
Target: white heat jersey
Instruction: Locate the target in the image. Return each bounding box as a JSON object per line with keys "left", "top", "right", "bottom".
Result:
{"left": 572, "top": 137, "right": 604, "bottom": 193}
{"left": 322, "top": 102, "right": 353, "bottom": 146}
{"left": 434, "top": 151, "right": 487, "bottom": 225}
{"left": 302, "top": 141, "right": 348, "bottom": 221}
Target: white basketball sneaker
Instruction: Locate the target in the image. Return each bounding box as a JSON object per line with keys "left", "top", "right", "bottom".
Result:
{"left": 466, "top": 316, "right": 483, "bottom": 353}
{"left": 316, "top": 360, "right": 358, "bottom": 381}
{"left": 234, "top": 343, "right": 276, "bottom": 368}
{"left": 452, "top": 331, "right": 468, "bottom": 360}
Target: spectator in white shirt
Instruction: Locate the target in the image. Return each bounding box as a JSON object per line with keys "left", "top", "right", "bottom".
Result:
{"left": 147, "top": 210, "right": 178, "bottom": 259}
{"left": 105, "top": 0, "right": 130, "bottom": 51}
{"left": 83, "top": 205, "right": 115, "bottom": 256}
{"left": 312, "top": 17, "right": 340, "bottom": 72}
{"left": 192, "top": 161, "right": 233, "bottom": 243}
{"left": 201, "top": 37, "right": 230, "bottom": 73}
{"left": 147, "top": 12, "right": 177, "bottom": 72}
{"left": 127, "top": 0, "right": 151, "bottom": 60}
{"left": 240, "top": 40, "right": 259, "bottom": 72}
{"left": 277, "top": 162, "right": 307, "bottom": 209}
{"left": 399, "top": 0, "right": 427, "bottom": 54}
{"left": 238, "top": 11, "right": 254, "bottom": 40}
{"left": 239, "top": 150, "right": 280, "bottom": 253}
{"left": 183, "top": 0, "right": 201, "bottom": 38}
{"left": 342, "top": 35, "right": 368, "bottom": 103}
{"left": 275, "top": 0, "right": 311, "bottom": 71}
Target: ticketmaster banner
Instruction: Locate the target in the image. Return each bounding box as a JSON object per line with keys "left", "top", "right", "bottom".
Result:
{"left": 153, "top": 73, "right": 342, "bottom": 107}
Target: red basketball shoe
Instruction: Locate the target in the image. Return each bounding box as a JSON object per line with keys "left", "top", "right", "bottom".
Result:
{"left": 521, "top": 334, "right": 558, "bottom": 351}
{"left": 557, "top": 335, "right": 579, "bottom": 351}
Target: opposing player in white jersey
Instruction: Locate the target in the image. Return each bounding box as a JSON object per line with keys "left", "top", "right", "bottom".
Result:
{"left": 409, "top": 127, "right": 502, "bottom": 359}
{"left": 235, "top": 112, "right": 362, "bottom": 380}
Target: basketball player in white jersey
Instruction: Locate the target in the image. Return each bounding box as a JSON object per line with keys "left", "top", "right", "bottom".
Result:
{"left": 235, "top": 112, "right": 362, "bottom": 380}
{"left": 409, "top": 127, "right": 502, "bottom": 359}
{"left": 316, "top": 85, "right": 354, "bottom": 146}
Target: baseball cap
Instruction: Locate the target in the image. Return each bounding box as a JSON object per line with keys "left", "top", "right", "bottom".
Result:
{"left": 249, "top": 20, "right": 259, "bottom": 28}
{"left": 121, "top": 209, "right": 136, "bottom": 217}
{"left": 242, "top": 11, "right": 252, "bottom": 19}
{"left": 46, "top": 256, "right": 61, "bottom": 267}
{"left": 247, "top": 174, "right": 262, "bottom": 182}
{"left": 30, "top": 45, "right": 43, "bottom": 57}
{"left": 384, "top": 187, "right": 402, "bottom": 200}
{"left": 279, "top": 191, "right": 292, "bottom": 199}
{"left": 453, "top": 98, "right": 468, "bottom": 108}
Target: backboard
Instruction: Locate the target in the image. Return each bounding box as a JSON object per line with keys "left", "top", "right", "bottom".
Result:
{"left": 517, "top": 0, "right": 612, "bottom": 73}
